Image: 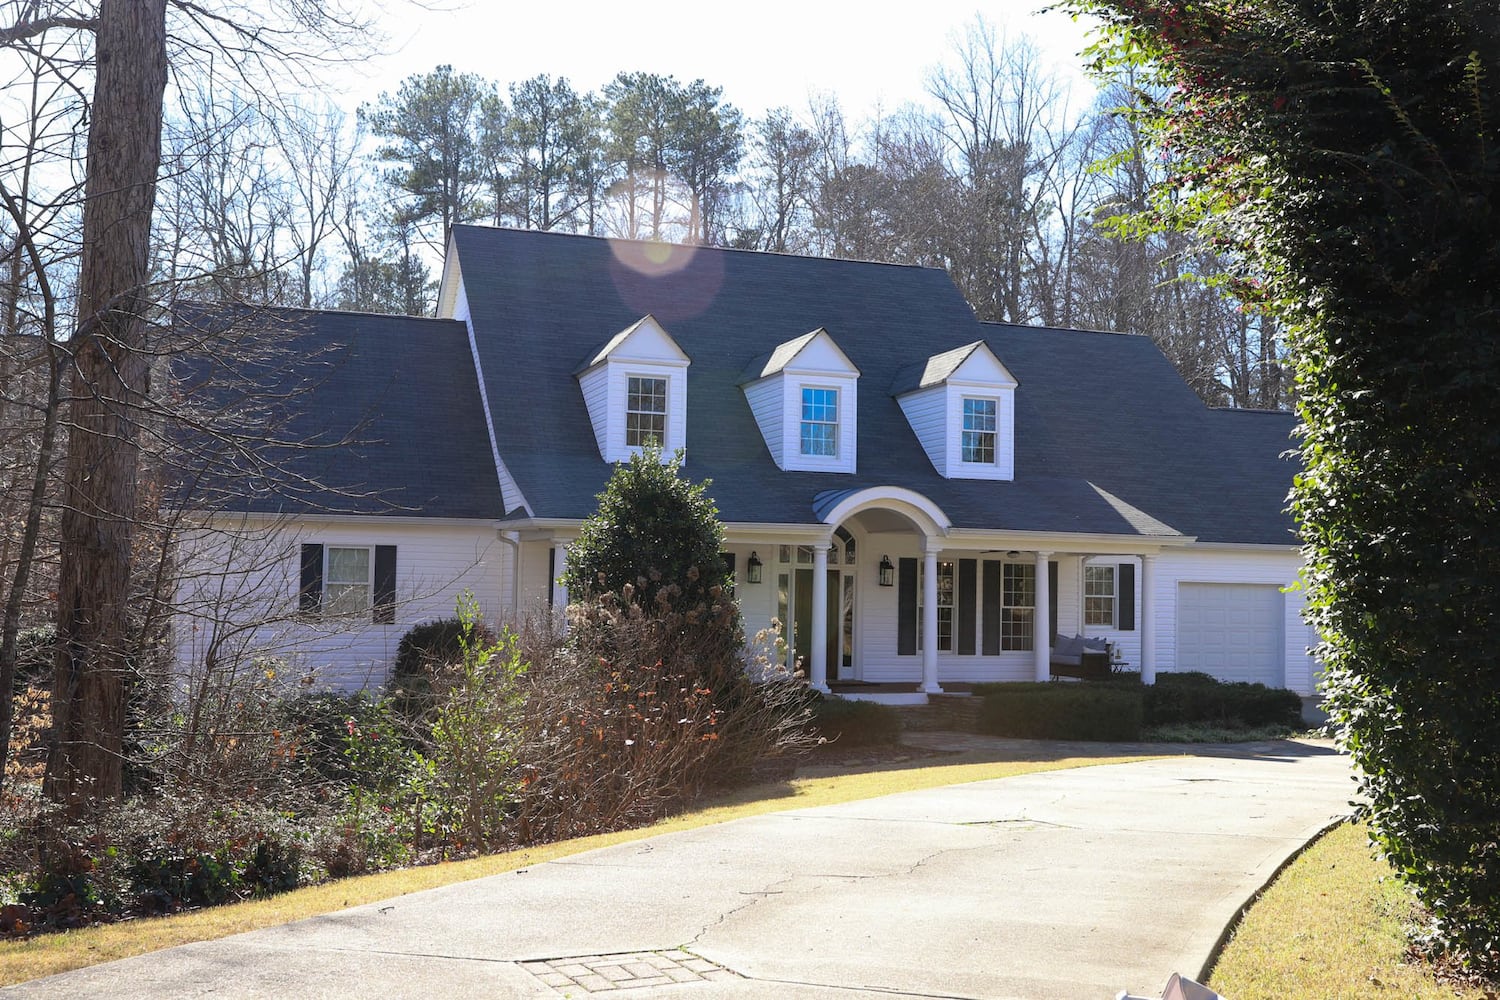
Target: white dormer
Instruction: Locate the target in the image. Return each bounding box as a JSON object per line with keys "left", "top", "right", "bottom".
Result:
{"left": 740, "top": 329, "right": 860, "bottom": 474}
{"left": 895, "top": 341, "right": 1018, "bottom": 480}
{"left": 575, "top": 315, "right": 690, "bottom": 463}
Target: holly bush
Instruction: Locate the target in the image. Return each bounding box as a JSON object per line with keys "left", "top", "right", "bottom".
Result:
{"left": 1064, "top": 0, "right": 1500, "bottom": 969}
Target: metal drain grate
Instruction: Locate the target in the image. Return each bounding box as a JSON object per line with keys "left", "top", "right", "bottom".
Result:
{"left": 520, "top": 949, "right": 736, "bottom": 992}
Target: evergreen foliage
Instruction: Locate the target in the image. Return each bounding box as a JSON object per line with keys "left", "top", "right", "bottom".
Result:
{"left": 1065, "top": 0, "right": 1500, "bottom": 968}
{"left": 561, "top": 445, "right": 732, "bottom": 617}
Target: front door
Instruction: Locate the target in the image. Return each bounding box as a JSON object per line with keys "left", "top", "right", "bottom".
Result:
{"left": 793, "top": 568, "right": 841, "bottom": 676}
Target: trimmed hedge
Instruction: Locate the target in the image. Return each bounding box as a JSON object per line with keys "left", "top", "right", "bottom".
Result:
{"left": 810, "top": 697, "right": 901, "bottom": 747}
{"left": 974, "top": 672, "right": 1302, "bottom": 740}
{"left": 1146, "top": 672, "right": 1302, "bottom": 728}
{"left": 976, "top": 683, "right": 1144, "bottom": 741}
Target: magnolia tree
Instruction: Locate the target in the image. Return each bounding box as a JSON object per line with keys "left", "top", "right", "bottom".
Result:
{"left": 1061, "top": 0, "right": 1500, "bottom": 968}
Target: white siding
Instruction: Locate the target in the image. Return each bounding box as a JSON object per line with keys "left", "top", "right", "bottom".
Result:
{"left": 1075, "top": 556, "right": 1142, "bottom": 671}
{"left": 943, "top": 384, "right": 1016, "bottom": 482}
{"left": 898, "top": 388, "right": 946, "bottom": 475}
{"left": 854, "top": 542, "right": 1038, "bottom": 686}
{"left": 578, "top": 365, "right": 609, "bottom": 458}
{"left": 577, "top": 317, "right": 691, "bottom": 464}
{"left": 778, "top": 373, "right": 858, "bottom": 474}
{"left": 743, "top": 377, "right": 784, "bottom": 467}
{"left": 1149, "top": 547, "right": 1317, "bottom": 695}
{"left": 175, "top": 518, "right": 506, "bottom": 692}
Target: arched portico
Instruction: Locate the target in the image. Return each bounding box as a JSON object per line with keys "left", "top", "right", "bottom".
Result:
{"left": 809, "top": 487, "right": 950, "bottom": 694}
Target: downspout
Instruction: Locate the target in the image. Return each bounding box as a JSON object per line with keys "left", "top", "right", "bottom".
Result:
{"left": 496, "top": 529, "right": 522, "bottom": 623}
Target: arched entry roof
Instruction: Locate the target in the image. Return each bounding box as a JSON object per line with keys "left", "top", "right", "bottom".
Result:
{"left": 813, "top": 487, "right": 951, "bottom": 538}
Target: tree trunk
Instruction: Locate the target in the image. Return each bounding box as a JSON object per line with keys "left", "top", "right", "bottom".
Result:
{"left": 43, "top": 0, "right": 168, "bottom": 812}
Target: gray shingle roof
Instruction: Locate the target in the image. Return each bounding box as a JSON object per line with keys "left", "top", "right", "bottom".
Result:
{"left": 454, "top": 226, "right": 1299, "bottom": 544}
{"left": 171, "top": 304, "right": 498, "bottom": 520}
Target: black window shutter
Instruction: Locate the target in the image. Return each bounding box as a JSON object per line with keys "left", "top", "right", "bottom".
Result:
{"left": 1118, "top": 563, "right": 1136, "bottom": 631}
{"left": 548, "top": 546, "right": 556, "bottom": 607}
{"left": 374, "top": 546, "right": 397, "bottom": 624}
{"left": 299, "top": 543, "right": 323, "bottom": 615}
{"left": 1048, "top": 560, "right": 1059, "bottom": 639}
{"left": 981, "top": 560, "right": 1001, "bottom": 655}
{"left": 957, "top": 559, "right": 977, "bottom": 655}
{"left": 897, "top": 557, "right": 917, "bottom": 656}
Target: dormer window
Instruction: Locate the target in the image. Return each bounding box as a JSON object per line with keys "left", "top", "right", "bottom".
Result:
{"left": 893, "top": 341, "right": 1017, "bottom": 481}
{"left": 576, "top": 316, "right": 689, "bottom": 463}
{"left": 741, "top": 328, "right": 859, "bottom": 474}
{"left": 961, "top": 398, "right": 997, "bottom": 465}
{"left": 800, "top": 387, "right": 839, "bottom": 456}
{"left": 626, "top": 375, "right": 667, "bottom": 446}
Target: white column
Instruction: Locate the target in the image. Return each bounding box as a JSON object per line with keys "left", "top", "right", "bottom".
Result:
{"left": 1140, "top": 553, "right": 1157, "bottom": 685}
{"left": 921, "top": 540, "right": 942, "bottom": 693}
{"left": 811, "top": 543, "right": 830, "bottom": 693}
{"left": 1034, "top": 550, "right": 1053, "bottom": 681}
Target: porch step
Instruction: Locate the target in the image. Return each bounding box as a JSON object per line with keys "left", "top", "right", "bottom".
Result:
{"left": 894, "top": 694, "right": 984, "bottom": 733}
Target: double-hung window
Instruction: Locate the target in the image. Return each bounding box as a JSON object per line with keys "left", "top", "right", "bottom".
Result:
{"left": 799, "top": 387, "right": 839, "bottom": 457}
{"left": 626, "top": 375, "right": 667, "bottom": 447}
{"left": 325, "top": 546, "right": 372, "bottom": 617}
{"left": 299, "top": 543, "right": 396, "bottom": 624}
{"left": 961, "top": 398, "right": 997, "bottom": 464}
{"left": 1000, "top": 562, "right": 1035, "bottom": 651}
{"left": 1084, "top": 565, "right": 1117, "bottom": 627}
{"left": 916, "top": 560, "right": 956, "bottom": 651}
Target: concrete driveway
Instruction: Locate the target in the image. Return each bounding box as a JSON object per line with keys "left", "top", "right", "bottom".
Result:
{"left": 5, "top": 741, "right": 1354, "bottom": 1000}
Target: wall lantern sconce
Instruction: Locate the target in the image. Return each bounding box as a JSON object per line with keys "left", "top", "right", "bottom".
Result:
{"left": 746, "top": 551, "right": 764, "bottom": 584}
{"left": 878, "top": 555, "right": 895, "bottom": 587}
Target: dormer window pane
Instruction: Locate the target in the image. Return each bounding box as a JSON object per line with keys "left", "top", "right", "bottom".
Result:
{"left": 800, "top": 387, "right": 838, "bottom": 456}
{"left": 626, "top": 376, "right": 667, "bottom": 446}
{"left": 962, "top": 398, "right": 997, "bottom": 464}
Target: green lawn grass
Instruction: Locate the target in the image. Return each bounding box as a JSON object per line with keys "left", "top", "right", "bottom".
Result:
{"left": 1209, "top": 821, "right": 1492, "bottom": 999}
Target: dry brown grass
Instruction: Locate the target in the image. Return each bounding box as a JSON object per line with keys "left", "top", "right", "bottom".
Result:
{"left": 0, "top": 752, "right": 1145, "bottom": 987}
{"left": 1208, "top": 821, "right": 1495, "bottom": 1000}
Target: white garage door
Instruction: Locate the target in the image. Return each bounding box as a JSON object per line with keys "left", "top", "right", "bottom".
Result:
{"left": 1177, "top": 583, "right": 1284, "bottom": 687}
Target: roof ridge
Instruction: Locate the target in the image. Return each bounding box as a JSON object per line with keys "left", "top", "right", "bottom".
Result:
{"left": 453, "top": 223, "right": 946, "bottom": 273}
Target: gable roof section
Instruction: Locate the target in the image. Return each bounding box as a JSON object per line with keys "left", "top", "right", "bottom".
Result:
{"left": 171, "top": 304, "right": 498, "bottom": 519}
{"left": 452, "top": 225, "right": 1296, "bottom": 544}
{"left": 890, "top": 340, "right": 1017, "bottom": 395}
{"left": 739, "top": 328, "right": 860, "bottom": 383}
{"left": 575, "top": 314, "right": 690, "bottom": 373}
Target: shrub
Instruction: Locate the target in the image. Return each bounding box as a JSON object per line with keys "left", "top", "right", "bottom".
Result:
{"left": 512, "top": 586, "right": 812, "bottom": 844}
{"left": 977, "top": 683, "right": 1144, "bottom": 741}
{"left": 1146, "top": 673, "right": 1301, "bottom": 728}
{"left": 811, "top": 697, "right": 901, "bottom": 747}
{"left": 390, "top": 616, "right": 496, "bottom": 719}
{"left": 419, "top": 598, "right": 526, "bottom": 853}
{"left": 561, "top": 444, "right": 732, "bottom": 618}
{"left": 20, "top": 791, "right": 315, "bottom": 930}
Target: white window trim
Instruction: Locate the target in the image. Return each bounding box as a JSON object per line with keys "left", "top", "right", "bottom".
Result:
{"left": 1000, "top": 561, "right": 1036, "bottom": 652}
{"left": 624, "top": 372, "right": 668, "bottom": 449}
{"left": 325, "top": 544, "right": 374, "bottom": 617}
{"left": 798, "top": 384, "right": 841, "bottom": 459}
{"left": 917, "top": 559, "right": 956, "bottom": 652}
{"left": 959, "top": 395, "right": 999, "bottom": 466}
{"left": 1084, "top": 563, "right": 1118, "bottom": 629}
